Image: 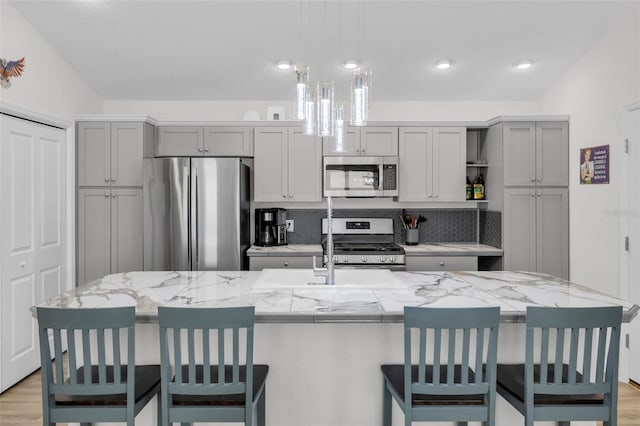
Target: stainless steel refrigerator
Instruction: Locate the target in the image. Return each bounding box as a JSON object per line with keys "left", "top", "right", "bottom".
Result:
{"left": 143, "top": 157, "right": 250, "bottom": 271}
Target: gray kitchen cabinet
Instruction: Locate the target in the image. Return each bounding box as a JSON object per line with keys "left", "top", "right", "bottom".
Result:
{"left": 503, "top": 121, "right": 568, "bottom": 187}
{"left": 156, "top": 126, "right": 253, "bottom": 157}
{"left": 77, "top": 188, "right": 143, "bottom": 285}
{"left": 249, "top": 256, "right": 314, "bottom": 270}
{"left": 405, "top": 256, "right": 478, "bottom": 271}
{"left": 322, "top": 126, "right": 398, "bottom": 156}
{"left": 156, "top": 126, "right": 204, "bottom": 156}
{"left": 503, "top": 187, "right": 569, "bottom": 279}
{"left": 77, "top": 121, "right": 144, "bottom": 187}
{"left": 399, "top": 127, "right": 466, "bottom": 202}
{"left": 254, "top": 127, "right": 322, "bottom": 202}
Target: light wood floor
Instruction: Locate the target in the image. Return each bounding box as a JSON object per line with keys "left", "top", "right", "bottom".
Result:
{"left": 1, "top": 368, "right": 639, "bottom": 425}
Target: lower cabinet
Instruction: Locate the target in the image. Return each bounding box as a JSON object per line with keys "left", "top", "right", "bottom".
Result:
{"left": 405, "top": 256, "right": 478, "bottom": 272}
{"left": 77, "top": 188, "right": 143, "bottom": 285}
{"left": 249, "top": 256, "right": 314, "bottom": 271}
{"left": 503, "top": 187, "right": 569, "bottom": 279}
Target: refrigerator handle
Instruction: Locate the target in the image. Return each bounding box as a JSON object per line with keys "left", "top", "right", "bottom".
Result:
{"left": 191, "top": 166, "right": 199, "bottom": 270}
{"left": 184, "top": 165, "right": 190, "bottom": 268}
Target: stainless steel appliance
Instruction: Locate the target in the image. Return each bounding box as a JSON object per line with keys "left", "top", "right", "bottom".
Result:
{"left": 323, "top": 156, "right": 398, "bottom": 197}
{"left": 321, "top": 218, "right": 405, "bottom": 270}
{"left": 255, "top": 208, "right": 287, "bottom": 246}
{"left": 143, "top": 157, "right": 250, "bottom": 271}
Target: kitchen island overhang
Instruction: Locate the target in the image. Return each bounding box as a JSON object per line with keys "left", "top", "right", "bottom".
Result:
{"left": 36, "top": 269, "right": 639, "bottom": 323}
{"left": 34, "top": 269, "right": 638, "bottom": 426}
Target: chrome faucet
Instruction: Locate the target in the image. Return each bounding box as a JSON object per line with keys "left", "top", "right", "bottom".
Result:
{"left": 313, "top": 196, "right": 335, "bottom": 285}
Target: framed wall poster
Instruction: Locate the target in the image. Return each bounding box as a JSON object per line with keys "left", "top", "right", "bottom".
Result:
{"left": 580, "top": 145, "right": 609, "bottom": 184}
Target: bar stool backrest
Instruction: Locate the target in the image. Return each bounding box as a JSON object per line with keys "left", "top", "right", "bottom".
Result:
{"left": 524, "top": 306, "right": 622, "bottom": 408}
{"left": 36, "top": 306, "right": 136, "bottom": 418}
{"left": 403, "top": 306, "right": 500, "bottom": 404}
{"left": 158, "top": 306, "right": 255, "bottom": 401}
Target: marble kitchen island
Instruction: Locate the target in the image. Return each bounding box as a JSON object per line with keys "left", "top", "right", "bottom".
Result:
{"left": 37, "top": 270, "right": 638, "bottom": 426}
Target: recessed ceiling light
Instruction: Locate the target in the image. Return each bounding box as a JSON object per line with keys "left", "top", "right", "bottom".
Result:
{"left": 275, "top": 60, "right": 292, "bottom": 70}
{"left": 513, "top": 59, "right": 534, "bottom": 70}
{"left": 433, "top": 59, "right": 455, "bottom": 70}
{"left": 343, "top": 59, "right": 360, "bottom": 70}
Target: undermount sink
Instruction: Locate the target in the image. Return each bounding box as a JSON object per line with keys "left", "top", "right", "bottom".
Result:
{"left": 253, "top": 268, "right": 407, "bottom": 288}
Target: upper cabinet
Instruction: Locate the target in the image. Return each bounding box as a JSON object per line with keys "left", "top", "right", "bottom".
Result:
{"left": 323, "top": 126, "right": 398, "bottom": 156}
{"left": 156, "top": 126, "right": 253, "bottom": 157}
{"left": 399, "top": 127, "right": 466, "bottom": 202}
{"left": 77, "top": 121, "right": 145, "bottom": 187}
{"left": 503, "top": 121, "right": 568, "bottom": 187}
{"left": 254, "top": 127, "right": 322, "bottom": 202}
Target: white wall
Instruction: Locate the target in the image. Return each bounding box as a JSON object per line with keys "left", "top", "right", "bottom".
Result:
{"left": 538, "top": 8, "right": 640, "bottom": 298}
{"left": 0, "top": 2, "right": 104, "bottom": 292}
{"left": 0, "top": 2, "right": 103, "bottom": 119}
{"left": 102, "top": 99, "right": 539, "bottom": 122}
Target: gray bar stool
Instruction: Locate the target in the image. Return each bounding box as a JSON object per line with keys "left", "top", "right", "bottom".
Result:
{"left": 381, "top": 306, "right": 500, "bottom": 426}
{"left": 36, "top": 306, "right": 161, "bottom": 426}
{"left": 496, "top": 305, "right": 622, "bottom": 426}
{"left": 158, "top": 306, "right": 268, "bottom": 426}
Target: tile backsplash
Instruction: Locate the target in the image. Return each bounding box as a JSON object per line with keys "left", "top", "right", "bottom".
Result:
{"left": 284, "top": 209, "right": 477, "bottom": 244}
{"left": 479, "top": 210, "right": 502, "bottom": 249}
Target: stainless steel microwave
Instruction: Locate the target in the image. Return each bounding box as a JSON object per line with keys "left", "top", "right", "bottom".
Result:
{"left": 323, "top": 156, "right": 398, "bottom": 197}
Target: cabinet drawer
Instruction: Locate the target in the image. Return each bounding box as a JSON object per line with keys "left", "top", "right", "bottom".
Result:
{"left": 405, "top": 256, "right": 477, "bottom": 271}
{"left": 249, "top": 256, "right": 313, "bottom": 271}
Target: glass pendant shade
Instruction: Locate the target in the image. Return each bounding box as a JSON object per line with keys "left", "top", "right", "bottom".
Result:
{"left": 294, "top": 66, "right": 309, "bottom": 120}
{"left": 317, "top": 81, "right": 334, "bottom": 137}
{"left": 333, "top": 104, "right": 345, "bottom": 152}
{"left": 303, "top": 84, "right": 316, "bottom": 135}
{"left": 350, "top": 68, "right": 370, "bottom": 126}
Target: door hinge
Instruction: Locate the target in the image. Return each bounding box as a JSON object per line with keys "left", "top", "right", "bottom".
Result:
{"left": 626, "top": 333, "right": 630, "bottom": 349}
{"left": 625, "top": 236, "right": 630, "bottom": 251}
{"left": 625, "top": 138, "right": 629, "bottom": 154}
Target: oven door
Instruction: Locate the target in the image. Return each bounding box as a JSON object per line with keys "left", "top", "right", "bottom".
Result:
{"left": 323, "top": 157, "right": 384, "bottom": 197}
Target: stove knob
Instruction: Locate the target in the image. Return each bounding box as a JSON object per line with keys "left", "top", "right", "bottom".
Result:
{"left": 380, "top": 256, "right": 387, "bottom": 263}
{"left": 361, "top": 256, "right": 368, "bottom": 263}
{"left": 390, "top": 256, "right": 396, "bottom": 263}
{"left": 343, "top": 255, "right": 349, "bottom": 262}
{"left": 333, "top": 255, "right": 339, "bottom": 263}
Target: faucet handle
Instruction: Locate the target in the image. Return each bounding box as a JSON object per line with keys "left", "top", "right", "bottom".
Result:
{"left": 312, "top": 256, "right": 328, "bottom": 276}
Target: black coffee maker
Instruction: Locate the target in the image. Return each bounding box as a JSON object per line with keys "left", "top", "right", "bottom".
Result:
{"left": 255, "top": 208, "right": 287, "bottom": 246}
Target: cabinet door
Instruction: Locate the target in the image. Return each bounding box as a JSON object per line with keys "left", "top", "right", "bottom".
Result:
{"left": 503, "top": 122, "right": 536, "bottom": 186}
{"left": 322, "top": 127, "right": 360, "bottom": 156}
{"left": 78, "top": 122, "right": 110, "bottom": 186}
{"left": 503, "top": 188, "right": 536, "bottom": 272}
{"left": 77, "top": 189, "right": 111, "bottom": 285}
{"left": 254, "top": 127, "right": 287, "bottom": 202}
{"left": 110, "top": 189, "right": 143, "bottom": 274}
{"left": 398, "top": 128, "right": 430, "bottom": 201}
{"left": 156, "top": 126, "right": 204, "bottom": 156}
{"left": 204, "top": 127, "right": 253, "bottom": 156}
{"left": 537, "top": 188, "right": 569, "bottom": 279}
{"left": 110, "top": 122, "right": 143, "bottom": 187}
{"left": 288, "top": 130, "right": 322, "bottom": 202}
{"left": 361, "top": 127, "right": 398, "bottom": 156}
{"left": 432, "top": 127, "right": 466, "bottom": 201}
{"left": 536, "top": 122, "right": 569, "bottom": 187}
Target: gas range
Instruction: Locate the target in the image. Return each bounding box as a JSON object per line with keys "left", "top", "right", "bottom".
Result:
{"left": 322, "top": 218, "right": 405, "bottom": 270}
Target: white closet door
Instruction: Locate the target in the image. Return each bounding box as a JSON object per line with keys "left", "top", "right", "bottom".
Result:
{"left": 628, "top": 107, "right": 640, "bottom": 384}
{"left": 0, "top": 115, "right": 66, "bottom": 392}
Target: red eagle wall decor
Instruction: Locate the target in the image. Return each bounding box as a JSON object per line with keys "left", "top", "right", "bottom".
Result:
{"left": 1, "top": 57, "right": 26, "bottom": 88}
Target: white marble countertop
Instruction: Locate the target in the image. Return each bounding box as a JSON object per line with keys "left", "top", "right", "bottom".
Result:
{"left": 247, "top": 244, "right": 323, "bottom": 256}
{"left": 36, "top": 270, "right": 638, "bottom": 324}
{"left": 247, "top": 243, "right": 502, "bottom": 257}
{"left": 399, "top": 243, "right": 503, "bottom": 256}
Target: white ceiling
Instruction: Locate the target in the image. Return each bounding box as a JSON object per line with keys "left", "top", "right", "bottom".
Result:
{"left": 9, "top": 0, "right": 637, "bottom": 102}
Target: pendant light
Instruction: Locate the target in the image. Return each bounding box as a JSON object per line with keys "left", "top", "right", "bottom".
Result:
{"left": 317, "top": 81, "right": 335, "bottom": 137}
{"left": 334, "top": 104, "right": 346, "bottom": 152}
{"left": 303, "top": 84, "right": 316, "bottom": 135}
{"left": 294, "top": 66, "right": 309, "bottom": 120}
{"left": 350, "top": 68, "right": 370, "bottom": 126}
